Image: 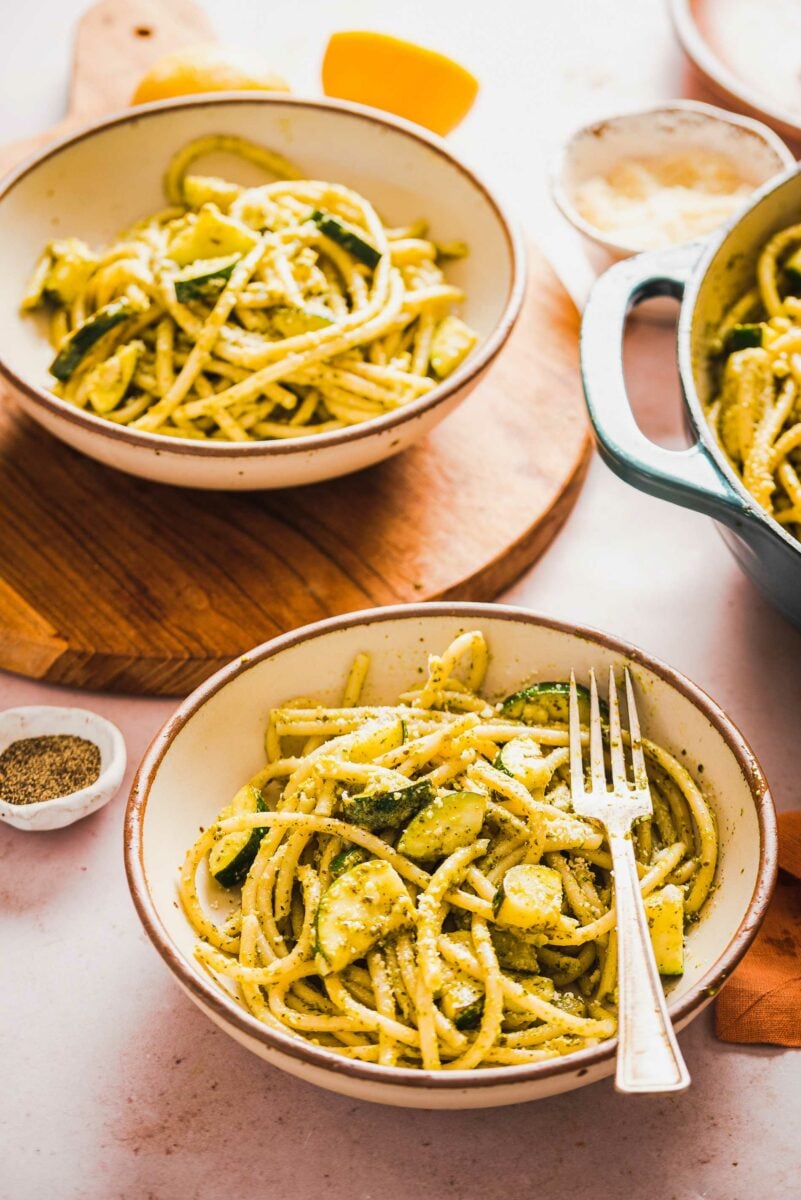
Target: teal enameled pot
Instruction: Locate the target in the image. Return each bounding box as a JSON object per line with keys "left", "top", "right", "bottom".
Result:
{"left": 580, "top": 165, "right": 801, "bottom": 629}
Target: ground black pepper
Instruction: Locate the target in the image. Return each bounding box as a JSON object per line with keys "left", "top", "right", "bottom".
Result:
{"left": 0, "top": 735, "right": 101, "bottom": 805}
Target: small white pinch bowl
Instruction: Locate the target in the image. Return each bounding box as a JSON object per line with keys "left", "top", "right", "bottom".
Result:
{"left": 0, "top": 705, "right": 126, "bottom": 831}
{"left": 126, "top": 603, "right": 776, "bottom": 1109}
{"left": 0, "top": 95, "right": 524, "bottom": 491}
{"left": 552, "top": 100, "right": 794, "bottom": 260}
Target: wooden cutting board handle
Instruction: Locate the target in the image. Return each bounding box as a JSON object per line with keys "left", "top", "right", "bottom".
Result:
{"left": 0, "top": 0, "right": 592, "bottom": 696}
{"left": 0, "top": 0, "right": 214, "bottom": 175}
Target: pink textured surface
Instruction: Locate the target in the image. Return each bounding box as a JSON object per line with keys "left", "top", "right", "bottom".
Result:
{"left": 2, "top": 2, "right": 800, "bottom": 1197}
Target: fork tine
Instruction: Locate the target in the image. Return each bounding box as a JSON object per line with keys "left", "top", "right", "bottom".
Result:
{"left": 568, "top": 671, "right": 585, "bottom": 798}
{"left": 624, "top": 667, "right": 649, "bottom": 792}
{"left": 588, "top": 669, "right": 607, "bottom": 792}
{"left": 607, "top": 666, "right": 627, "bottom": 788}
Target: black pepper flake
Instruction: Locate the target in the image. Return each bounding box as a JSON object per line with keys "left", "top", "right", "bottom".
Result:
{"left": 0, "top": 735, "right": 101, "bottom": 805}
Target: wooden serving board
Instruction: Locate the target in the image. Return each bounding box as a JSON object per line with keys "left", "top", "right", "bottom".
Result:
{"left": 0, "top": 0, "right": 591, "bottom": 696}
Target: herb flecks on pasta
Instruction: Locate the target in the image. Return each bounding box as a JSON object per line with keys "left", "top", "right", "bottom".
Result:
{"left": 20, "top": 135, "right": 478, "bottom": 443}
{"left": 707, "top": 224, "right": 801, "bottom": 538}
{"left": 179, "top": 631, "right": 718, "bottom": 1072}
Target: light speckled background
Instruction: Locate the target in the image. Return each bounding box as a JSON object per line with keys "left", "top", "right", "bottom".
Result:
{"left": 1, "top": 2, "right": 800, "bottom": 1197}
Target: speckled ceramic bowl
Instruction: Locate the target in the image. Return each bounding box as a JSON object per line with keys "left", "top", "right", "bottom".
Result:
{"left": 0, "top": 705, "right": 126, "bottom": 831}
{"left": 581, "top": 162, "right": 801, "bottom": 629}
{"left": 552, "top": 100, "right": 793, "bottom": 260}
{"left": 125, "top": 603, "right": 776, "bottom": 1109}
{"left": 0, "top": 95, "right": 524, "bottom": 490}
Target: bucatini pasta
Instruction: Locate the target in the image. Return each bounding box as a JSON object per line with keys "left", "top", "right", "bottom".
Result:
{"left": 179, "top": 631, "right": 717, "bottom": 1071}
{"left": 706, "top": 222, "right": 801, "bottom": 539}
{"left": 20, "top": 135, "right": 477, "bottom": 442}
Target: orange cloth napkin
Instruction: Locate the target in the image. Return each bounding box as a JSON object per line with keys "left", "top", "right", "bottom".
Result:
{"left": 716, "top": 811, "right": 801, "bottom": 1046}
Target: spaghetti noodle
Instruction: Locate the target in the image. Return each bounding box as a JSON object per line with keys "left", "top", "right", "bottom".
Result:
{"left": 707, "top": 222, "right": 801, "bottom": 538}
{"left": 179, "top": 631, "right": 717, "bottom": 1071}
{"left": 20, "top": 135, "right": 477, "bottom": 443}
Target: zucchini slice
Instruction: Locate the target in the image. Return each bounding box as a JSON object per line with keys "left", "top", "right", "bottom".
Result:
{"left": 440, "top": 965, "right": 484, "bottom": 1029}
{"left": 330, "top": 845, "right": 368, "bottom": 878}
{"left": 551, "top": 990, "right": 587, "bottom": 1017}
{"left": 495, "top": 736, "right": 550, "bottom": 789}
{"left": 725, "top": 323, "right": 763, "bottom": 352}
{"left": 348, "top": 718, "right": 406, "bottom": 764}
{"left": 310, "top": 209, "right": 381, "bottom": 269}
{"left": 268, "top": 305, "right": 334, "bottom": 338}
{"left": 167, "top": 205, "right": 259, "bottom": 266}
{"left": 315, "top": 859, "right": 414, "bottom": 973}
{"left": 508, "top": 971, "right": 557, "bottom": 1002}
{"left": 494, "top": 864, "right": 563, "bottom": 930}
{"left": 183, "top": 174, "right": 243, "bottom": 211}
{"left": 209, "top": 784, "right": 267, "bottom": 888}
{"left": 50, "top": 298, "right": 136, "bottom": 382}
{"left": 397, "top": 790, "right": 486, "bottom": 860}
{"left": 490, "top": 927, "right": 541, "bottom": 973}
{"left": 430, "top": 315, "right": 477, "bottom": 379}
{"left": 84, "top": 341, "right": 141, "bottom": 414}
{"left": 22, "top": 238, "right": 98, "bottom": 310}
{"left": 500, "top": 681, "right": 603, "bottom": 725}
{"left": 444, "top": 927, "right": 544, "bottom": 977}
{"left": 340, "top": 779, "right": 434, "bottom": 831}
{"left": 174, "top": 254, "right": 241, "bottom": 303}
{"left": 645, "top": 883, "right": 685, "bottom": 975}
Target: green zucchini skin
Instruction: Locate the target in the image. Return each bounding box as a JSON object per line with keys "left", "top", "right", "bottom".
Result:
{"left": 209, "top": 787, "right": 267, "bottom": 888}
{"left": 500, "top": 681, "right": 604, "bottom": 724}
{"left": 49, "top": 298, "right": 135, "bottom": 381}
{"left": 440, "top": 969, "right": 485, "bottom": 1029}
{"left": 489, "top": 928, "right": 541, "bottom": 973}
{"left": 340, "top": 779, "right": 435, "bottom": 830}
{"left": 174, "top": 254, "right": 240, "bottom": 302}
{"left": 315, "top": 859, "right": 414, "bottom": 972}
{"left": 268, "top": 305, "right": 333, "bottom": 337}
{"left": 725, "top": 323, "right": 763, "bottom": 353}
{"left": 397, "top": 790, "right": 486, "bottom": 860}
{"left": 310, "top": 209, "right": 381, "bottom": 269}
{"left": 330, "top": 846, "right": 368, "bottom": 878}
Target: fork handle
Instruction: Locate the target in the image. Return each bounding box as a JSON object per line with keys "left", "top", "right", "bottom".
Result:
{"left": 608, "top": 829, "right": 691, "bottom": 1093}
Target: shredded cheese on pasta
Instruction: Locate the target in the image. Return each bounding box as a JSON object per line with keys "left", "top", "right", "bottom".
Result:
{"left": 707, "top": 223, "right": 801, "bottom": 538}
{"left": 179, "top": 630, "right": 717, "bottom": 1071}
{"left": 20, "top": 135, "right": 477, "bottom": 443}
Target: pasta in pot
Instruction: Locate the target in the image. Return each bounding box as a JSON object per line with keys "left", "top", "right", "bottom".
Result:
{"left": 20, "top": 135, "right": 477, "bottom": 443}
{"left": 706, "top": 223, "right": 801, "bottom": 538}
{"left": 179, "top": 631, "right": 717, "bottom": 1072}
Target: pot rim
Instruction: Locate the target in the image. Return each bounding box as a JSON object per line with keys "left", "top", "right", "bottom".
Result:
{"left": 124, "top": 601, "right": 778, "bottom": 1096}
{"left": 0, "top": 93, "right": 526, "bottom": 461}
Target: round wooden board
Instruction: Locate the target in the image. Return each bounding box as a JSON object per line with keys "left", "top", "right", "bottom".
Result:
{"left": 0, "top": 0, "right": 591, "bottom": 696}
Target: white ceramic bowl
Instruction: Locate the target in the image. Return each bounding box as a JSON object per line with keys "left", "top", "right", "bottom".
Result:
{"left": 125, "top": 603, "right": 776, "bottom": 1109}
{"left": 670, "top": 0, "right": 801, "bottom": 143}
{"left": 552, "top": 100, "right": 793, "bottom": 260}
{"left": 0, "top": 705, "right": 126, "bottom": 831}
{"left": 0, "top": 96, "right": 524, "bottom": 491}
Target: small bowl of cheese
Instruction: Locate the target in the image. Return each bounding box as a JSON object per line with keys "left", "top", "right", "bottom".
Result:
{"left": 552, "top": 100, "right": 793, "bottom": 259}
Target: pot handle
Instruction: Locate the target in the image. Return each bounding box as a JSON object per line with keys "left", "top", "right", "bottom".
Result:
{"left": 580, "top": 242, "right": 749, "bottom": 526}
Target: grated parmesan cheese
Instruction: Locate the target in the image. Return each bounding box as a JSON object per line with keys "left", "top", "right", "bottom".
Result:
{"left": 573, "top": 150, "right": 755, "bottom": 250}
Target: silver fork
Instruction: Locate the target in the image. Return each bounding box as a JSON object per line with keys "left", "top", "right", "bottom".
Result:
{"left": 569, "top": 666, "right": 690, "bottom": 1093}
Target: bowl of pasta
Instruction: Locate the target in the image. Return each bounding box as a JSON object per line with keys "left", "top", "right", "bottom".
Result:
{"left": 581, "top": 161, "right": 801, "bottom": 628}
{"left": 125, "top": 603, "right": 775, "bottom": 1108}
{"left": 0, "top": 96, "right": 523, "bottom": 489}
